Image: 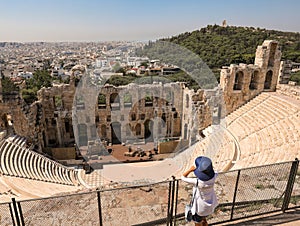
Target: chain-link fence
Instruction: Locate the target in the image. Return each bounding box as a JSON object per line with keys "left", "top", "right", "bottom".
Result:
{"left": 289, "top": 161, "right": 300, "bottom": 209}
{"left": 231, "top": 162, "right": 292, "bottom": 220}
{"left": 100, "top": 181, "right": 171, "bottom": 226}
{"left": 18, "top": 192, "right": 99, "bottom": 226}
{"left": 3, "top": 160, "right": 300, "bottom": 226}
{"left": 0, "top": 202, "right": 13, "bottom": 226}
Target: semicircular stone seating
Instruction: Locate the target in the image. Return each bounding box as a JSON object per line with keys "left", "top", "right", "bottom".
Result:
{"left": 191, "top": 92, "right": 300, "bottom": 172}
{"left": 0, "top": 136, "right": 79, "bottom": 186}
{"left": 226, "top": 92, "right": 300, "bottom": 170}
{"left": 187, "top": 123, "right": 237, "bottom": 173}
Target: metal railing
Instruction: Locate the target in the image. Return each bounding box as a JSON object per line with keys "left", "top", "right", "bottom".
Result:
{"left": 2, "top": 159, "right": 300, "bottom": 226}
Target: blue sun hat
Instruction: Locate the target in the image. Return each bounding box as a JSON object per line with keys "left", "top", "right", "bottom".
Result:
{"left": 194, "top": 156, "right": 215, "bottom": 181}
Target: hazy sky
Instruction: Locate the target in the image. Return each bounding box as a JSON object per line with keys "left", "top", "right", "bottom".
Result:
{"left": 1, "top": 0, "right": 300, "bottom": 42}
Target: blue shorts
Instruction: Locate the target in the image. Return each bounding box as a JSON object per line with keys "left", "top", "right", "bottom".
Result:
{"left": 192, "top": 213, "right": 206, "bottom": 223}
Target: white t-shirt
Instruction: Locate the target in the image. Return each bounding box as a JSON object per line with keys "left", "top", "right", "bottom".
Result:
{"left": 181, "top": 174, "right": 218, "bottom": 216}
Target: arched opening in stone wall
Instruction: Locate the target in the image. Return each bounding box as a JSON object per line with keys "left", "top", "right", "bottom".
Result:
{"left": 78, "top": 124, "right": 87, "bottom": 146}
{"left": 111, "top": 122, "right": 121, "bottom": 144}
{"left": 161, "top": 113, "right": 166, "bottom": 123}
{"left": 110, "top": 93, "right": 120, "bottom": 110}
{"left": 165, "top": 90, "right": 173, "bottom": 105}
{"left": 123, "top": 93, "right": 132, "bottom": 108}
{"left": 249, "top": 70, "right": 259, "bottom": 90}
{"left": 145, "top": 92, "right": 153, "bottom": 107}
{"left": 98, "top": 93, "right": 106, "bottom": 109}
{"left": 268, "top": 42, "right": 277, "bottom": 67}
{"left": 135, "top": 123, "right": 141, "bottom": 136}
{"left": 0, "top": 113, "right": 8, "bottom": 128}
{"left": 233, "top": 71, "right": 244, "bottom": 90}
{"left": 64, "top": 119, "right": 74, "bottom": 139}
{"left": 264, "top": 70, "right": 273, "bottom": 89}
{"left": 131, "top": 113, "right": 136, "bottom": 121}
{"left": 144, "top": 120, "right": 153, "bottom": 142}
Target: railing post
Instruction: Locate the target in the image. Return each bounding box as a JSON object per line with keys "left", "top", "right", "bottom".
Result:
{"left": 282, "top": 159, "right": 299, "bottom": 212}
{"left": 9, "top": 203, "right": 16, "bottom": 226}
{"left": 169, "top": 176, "right": 176, "bottom": 226}
{"left": 97, "top": 190, "right": 103, "bottom": 226}
{"left": 173, "top": 179, "right": 179, "bottom": 226}
{"left": 167, "top": 180, "right": 173, "bottom": 226}
{"left": 230, "top": 169, "right": 241, "bottom": 221}
{"left": 11, "top": 198, "right": 21, "bottom": 226}
{"left": 17, "top": 202, "right": 25, "bottom": 226}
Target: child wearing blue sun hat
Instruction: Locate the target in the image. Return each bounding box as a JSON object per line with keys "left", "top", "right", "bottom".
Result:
{"left": 181, "top": 156, "right": 218, "bottom": 226}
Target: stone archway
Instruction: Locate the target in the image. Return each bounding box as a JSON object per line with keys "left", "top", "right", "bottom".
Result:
{"left": 111, "top": 122, "right": 121, "bottom": 144}
{"left": 249, "top": 70, "right": 259, "bottom": 90}
{"left": 110, "top": 93, "right": 120, "bottom": 110}
{"left": 135, "top": 123, "right": 141, "bottom": 136}
{"left": 264, "top": 70, "right": 273, "bottom": 89}
{"left": 233, "top": 71, "right": 244, "bottom": 90}
{"left": 144, "top": 120, "right": 153, "bottom": 142}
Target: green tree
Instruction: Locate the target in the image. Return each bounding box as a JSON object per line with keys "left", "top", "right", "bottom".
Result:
{"left": 21, "top": 88, "right": 38, "bottom": 104}
{"left": 106, "top": 75, "right": 136, "bottom": 86}
{"left": 1, "top": 76, "right": 19, "bottom": 95}
{"left": 22, "top": 70, "right": 53, "bottom": 104}
{"left": 140, "top": 61, "right": 149, "bottom": 67}
{"left": 290, "top": 71, "right": 300, "bottom": 85}
{"left": 146, "top": 24, "right": 300, "bottom": 78}
{"left": 26, "top": 70, "right": 53, "bottom": 90}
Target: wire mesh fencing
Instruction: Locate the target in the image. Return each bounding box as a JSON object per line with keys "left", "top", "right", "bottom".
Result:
{"left": 231, "top": 162, "right": 293, "bottom": 220}
{"left": 100, "top": 181, "right": 171, "bottom": 226}
{"left": 0, "top": 202, "right": 13, "bottom": 226}
{"left": 18, "top": 192, "right": 98, "bottom": 226}
{"left": 2, "top": 160, "right": 299, "bottom": 226}
{"left": 288, "top": 160, "right": 300, "bottom": 209}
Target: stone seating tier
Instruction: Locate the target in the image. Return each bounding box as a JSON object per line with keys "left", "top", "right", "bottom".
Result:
{"left": 0, "top": 136, "right": 79, "bottom": 186}
{"left": 226, "top": 92, "right": 300, "bottom": 170}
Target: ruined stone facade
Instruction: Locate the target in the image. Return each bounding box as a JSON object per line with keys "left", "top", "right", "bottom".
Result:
{"left": 72, "top": 82, "right": 184, "bottom": 147}
{"left": 72, "top": 81, "right": 220, "bottom": 148}
{"left": 0, "top": 95, "right": 44, "bottom": 150}
{"left": 180, "top": 87, "right": 224, "bottom": 144}
{"left": 0, "top": 40, "right": 284, "bottom": 157}
{"left": 37, "top": 83, "right": 75, "bottom": 148}
{"left": 220, "top": 40, "right": 282, "bottom": 113}
{"left": 278, "top": 60, "right": 292, "bottom": 84}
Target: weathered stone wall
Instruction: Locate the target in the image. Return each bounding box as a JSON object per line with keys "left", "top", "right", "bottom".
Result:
{"left": 0, "top": 96, "right": 44, "bottom": 151}
{"left": 278, "top": 60, "right": 292, "bottom": 84}
{"left": 37, "top": 83, "right": 75, "bottom": 148}
{"left": 220, "top": 40, "right": 282, "bottom": 114}
{"left": 0, "top": 78, "right": 223, "bottom": 156}
{"left": 181, "top": 87, "right": 223, "bottom": 144}
{"left": 73, "top": 82, "right": 186, "bottom": 146}
{"left": 276, "top": 83, "right": 300, "bottom": 101}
